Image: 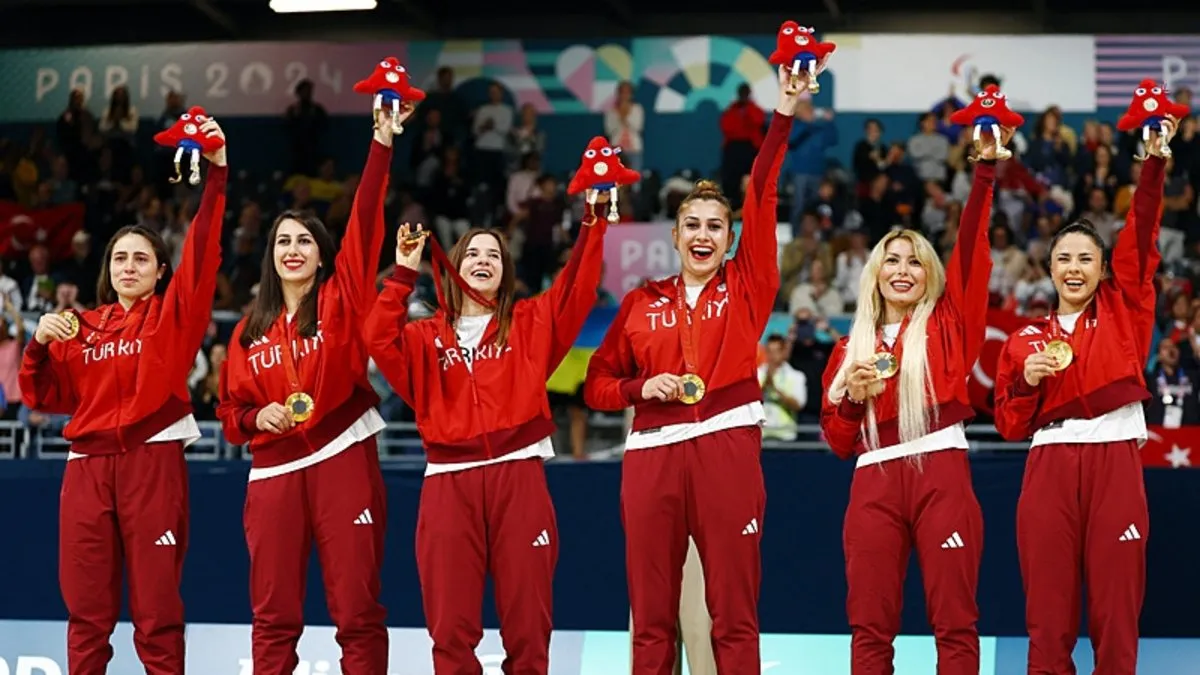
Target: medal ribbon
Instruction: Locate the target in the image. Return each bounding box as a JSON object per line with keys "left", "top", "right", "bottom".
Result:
{"left": 876, "top": 312, "right": 913, "bottom": 356}
{"left": 1047, "top": 302, "right": 1096, "bottom": 350}
{"left": 66, "top": 304, "right": 129, "bottom": 340}
{"left": 674, "top": 277, "right": 702, "bottom": 376}
{"left": 276, "top": 316, "right": 305, "bottom": 395}
{"left": 426, "top": 234, "right": 498, "bottom": 312}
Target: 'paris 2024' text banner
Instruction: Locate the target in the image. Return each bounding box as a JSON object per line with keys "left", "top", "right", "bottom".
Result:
{"left": 0, "top": 34, "right": 1103, "bottom": 124}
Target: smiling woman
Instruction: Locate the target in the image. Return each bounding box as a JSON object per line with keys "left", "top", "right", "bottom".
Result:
{"left": 216, "top": 104, "right": 407, "bottom": 673}
{"left": 363, "top": 173, "right": 612, "bottom": 670}
{"left": 820, "top": 120, "right": 1011, "bottom": 670}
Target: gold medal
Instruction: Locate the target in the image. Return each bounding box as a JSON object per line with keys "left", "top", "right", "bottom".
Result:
{"left": 679, "top": 373, "right": 706, "bottom": 405}
{"left": 285, "top": 392, "right": 315, "bottom": 423}
{"left": 61, "top": 311, "right": 80, "bottom": 339}
{"left": 1045, "top": 340, "right": 1074, "bottom": 371}
{"left": 872, "top": 352, "right": 899, "bottom": 379}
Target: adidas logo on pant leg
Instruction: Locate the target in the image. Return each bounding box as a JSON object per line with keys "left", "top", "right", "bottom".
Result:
{"left": 532, "top": 529, "right": 551, "bottom": 547}
{"left": 1118, "top": 524, "right": 1142, "bottom": 542}
{"left": 741, "top": 518, "right": 759, "bottom": 536}
{"left": 154, "top": 530, "right": 177, "bottom": 547}
{"left": 353, "top": 509, "right": 374, "bottom": 525}
{"left": 940, "top": 531, "right": 965, "bottom": 549}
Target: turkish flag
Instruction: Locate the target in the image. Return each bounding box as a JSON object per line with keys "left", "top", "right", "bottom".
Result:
{"left": 968, "top": 307, "right": 1030, "bottom": 417}
{"left": 1141, "top": 425, "right": 1197, "bottom": 469}
{"left": 0, "top": 201, "right": 86, "bottom": 263}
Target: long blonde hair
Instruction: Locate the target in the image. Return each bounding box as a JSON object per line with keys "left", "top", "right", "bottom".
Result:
{"left": 827, "top": 230, "right": 946, "bottom": 449}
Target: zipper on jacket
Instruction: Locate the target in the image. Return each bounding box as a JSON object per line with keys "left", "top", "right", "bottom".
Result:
{"left": 465, "top": 368, "right": 494, "bottom": 459}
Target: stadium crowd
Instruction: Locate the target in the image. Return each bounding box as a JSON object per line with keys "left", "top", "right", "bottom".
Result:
{"left": 1, "top": 68, "right": 1199, "bottom": 446}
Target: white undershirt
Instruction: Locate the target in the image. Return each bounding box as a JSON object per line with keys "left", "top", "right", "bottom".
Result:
{"left": 855, "top": 320, "right": 969, "bottom": 468}
{"left": 424, "top": 313, "right": 554, "bottom": 476}
{"left": 624, "top": 281, "right": 765, "bottom": 451}
{"left": 1030, "top": 311, "right": 1147, "bottom": 448}
{"left": 247, "top": 308, "right": 386, "bottom": 480}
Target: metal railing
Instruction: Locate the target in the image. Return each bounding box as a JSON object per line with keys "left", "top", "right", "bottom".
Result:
{"left": 0, "top": 420, "right": 1031, "bottom": 463}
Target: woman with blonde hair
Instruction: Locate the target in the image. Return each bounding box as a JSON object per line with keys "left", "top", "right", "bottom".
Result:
{"left": 819, "top": 127, "right": 1013, "bottom": 674}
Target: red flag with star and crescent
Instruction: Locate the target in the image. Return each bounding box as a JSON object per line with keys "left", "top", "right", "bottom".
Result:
{"left": 968, "top": 306, "right": 1030, "bottom": 418}
{"left": 1141, "top": 426, "right": 1196, "bottom": 469}
{"left": 0, "top": 201, "right": 85, "bottom": 263}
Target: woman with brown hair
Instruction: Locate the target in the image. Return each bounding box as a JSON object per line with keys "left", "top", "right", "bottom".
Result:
{"left": 363, "top": 193, "right": 610, "bottom": 672}
{"left": 217, "top": 105, "right": 406, "bottom": 674}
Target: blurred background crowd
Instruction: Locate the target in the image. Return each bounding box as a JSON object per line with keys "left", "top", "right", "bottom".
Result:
{"left": 2, "top": 64, "right": 1199, "bottom": 456}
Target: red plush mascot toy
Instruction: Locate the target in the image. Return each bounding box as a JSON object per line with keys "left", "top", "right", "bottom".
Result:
{"left": 949, "top": 85, "right": 1025, "bottom": 161}
{"left": 153, "top": 106, "right": 225, "bottom": 186}
{"left": 354, "top": 57, "right": 426, "bottom": 133}
{"left": 567, "top": 136, "right": 640, "bottom": 224}
{"left": 1117, "top": 78, "right": 1189, "bottom": 159}
{"left": 767, "top": 20, "right": 836, "bottom": 94}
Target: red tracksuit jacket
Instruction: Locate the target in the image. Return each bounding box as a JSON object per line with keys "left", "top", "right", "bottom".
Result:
{"left": 363, "top": 215, "right": 607, "bottom": 465}
{"left": 819, "top": 161, "right": 998, "bottom": 459}
{"left": 992, "top": 156, "right": 1165, "bottom": 441}
{"left": 582, "top": 112, "right": 791, "bottom": 427}
{"left": 216, "top": 141, "right": 391, "bottom": 468}
{"left": 18, "top": 165, "right": 229, "bottom": 454}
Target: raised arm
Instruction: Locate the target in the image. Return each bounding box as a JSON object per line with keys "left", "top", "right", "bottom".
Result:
{"left": 1112, "top": 154, "right": 1166, "bottom": 352}
{"left": 216, "top": 335, "right": 259, "bottom": 447}
{"left": 942, "top": 159, "right": 997, "bottom": 369}
{"left": 159, "top": 159, "right": 228, "bottom": 353}
{"left": 818, "top": 340, "right": 866, "bottom": 460}
{"left": 531, "top": 203, "right": 610, "bottom": 377}
{"left": 363, "top": 265, "right": 420, "bottom": 405}
{"left": 727, "top": 111, "right": 792, "bottom": 331}
{"left": 19, "top": 340, "right": 78, "bottom": 415}
{"left": 582, "top": 293, "right": 643, "bottom": 411}
{"left": 332, "top": 137, "right": 394, "bottom": 322}
{"left": 992, "top": 337, "right": 1041, "bottom": 441}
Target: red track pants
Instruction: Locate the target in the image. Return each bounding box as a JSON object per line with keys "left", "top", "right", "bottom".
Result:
{"left": 417, "top": 457, "right": 558, "bottom": 675}
{"left": 59, "top": 441, "right": 189, "bottom": 675}
{"left": 843, "top": 449, "right": 984, "bottom": 675}
{"left": 1017, "top": 441, "right": 1148, "bottom": 675}
{"left": 622, "top": 425, "right": 766, "bottom": 675}
{"left": 243, "top": 438, "right": 389, "bottom": 675}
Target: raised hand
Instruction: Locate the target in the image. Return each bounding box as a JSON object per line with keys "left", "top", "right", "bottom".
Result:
{"left": 374, "top": 101, "right": 415, "bottom": 147}
{"left": 396, "top": 222, "right": 427, "bottom": 270}
{"left": 199, "top": 118, "right": 227, "bottom": 167}
{"left": 976, "top": 125, "right": 1017, "bottom": 162}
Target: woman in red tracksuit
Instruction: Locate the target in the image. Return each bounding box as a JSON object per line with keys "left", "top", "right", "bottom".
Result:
{"left": 582, "top": 67, "right": 799, "bottom": 675}
{"left": 820, "top": 129, "right": 1009, "bottom": 674}
{"left": 216, "top": 107, "right": 404, "bottom": 675}
{"left": 19, "top": 118, "right": 227, "bottom": 675}
{"left": 363, "top": 200, "right": 608, "bottom": 673}
{"left": 993, "top": 122, "right": 1172, "bottom": 675}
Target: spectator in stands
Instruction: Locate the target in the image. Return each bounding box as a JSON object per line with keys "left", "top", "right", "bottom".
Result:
{"left": 1145, "top": 337, "right": 1200, "bottom": 427}
{"left": 364, "top": 186, "right": 610, "bottom": 672}
{"left": 788, "top": 256, "right": 843, "bottom": 318}
{"left": 19, "top": 116, "right": 227, "bottom": 675}
{"left": 0, "top": 297, "right": 25, "bottom": 420}
{"left": 786, "top": 98, "right": 837, "bottom": 230}
{"left": 217, "top": 106, "right": 401, "bottom": 675}
{"left": 993, "top": 115, "right": 1174, "bottom": 675}
{"left": 583, "top": 64, "right": 798, "bottom": 674}
{"left": 758, "top": 334, "right": 806, "bottom": 441}
{"left": 511, "top": 172, "right": 566, "bottom": 296}
{"left": 719, "top": 83, "right": 766, "bottom": 200}
{"left": 907, "top": 112, "right": 950, "bottom": 185}
{"left": 606, "top": 81, "right": 645, "bottom": 172}
{"left": 55, "top": 88, "right": 95, "bottom": 183}
{"left": 284, "top": 79, "right": 328, "bottom": 176}
{"left": 821, "top": 125, "right": 1012, "bottom": 673}
{"left": 834, "top": 226, "right": 869, "bottom": 309}
{"left": 509, "top": 103, "right": 546, "bottom": 170}
{"left": 472, "top": 82, "right": 514, "bottom": 197}
{"left": 851, "top": 118, "right": 886, "bottom": 197}
{"left": 98, "top": 85, "right": 138, "bottom": 182}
